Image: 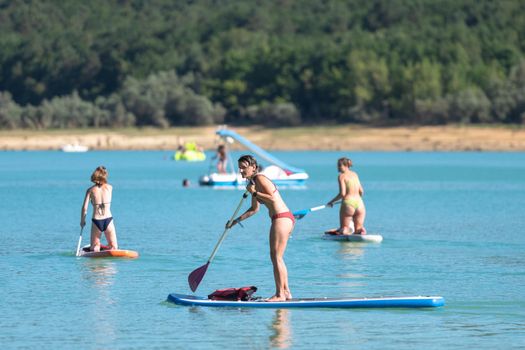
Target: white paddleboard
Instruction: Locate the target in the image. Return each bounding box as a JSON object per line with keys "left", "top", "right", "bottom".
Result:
{"left": 323, "top": 230, "right": 383, "bottom": 243}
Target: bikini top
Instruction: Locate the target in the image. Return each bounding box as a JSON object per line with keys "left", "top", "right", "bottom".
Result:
{"left": 253, "top": 173, "right": 278, "bottom": 194}
{"left": 344, "top": 176, "right": 361, "bottom": 195}
{"left": 93, "top": 202, "right": 111, "bottom": 216}
{"left": 91, "top": 184, "right": 111, "bottom": 215}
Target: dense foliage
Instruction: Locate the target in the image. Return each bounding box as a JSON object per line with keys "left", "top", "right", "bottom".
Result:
{"left": 1, "top": 0, "right": 524, "bottom": 128}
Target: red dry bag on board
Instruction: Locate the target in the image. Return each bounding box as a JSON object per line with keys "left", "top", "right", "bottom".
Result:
{"left": 208, "top": 286, "right": 257, "bottom": 301}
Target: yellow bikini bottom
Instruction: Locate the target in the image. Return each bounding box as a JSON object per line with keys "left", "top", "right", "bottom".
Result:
{"left": 342, "top": 197, "right": 363, "bottom": 210}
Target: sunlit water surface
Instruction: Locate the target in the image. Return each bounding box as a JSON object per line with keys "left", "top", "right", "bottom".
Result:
{"left": 1, "top": 151, "right": 524, "bottom": 349}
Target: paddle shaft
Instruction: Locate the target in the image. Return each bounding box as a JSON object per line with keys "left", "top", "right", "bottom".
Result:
{"left": 294, "top": 200, "right": 342, "bottom": 219}
{"left": 75, "top": 227, "right": 84, "bottom": 257}
{"left": 206, "top": 191, "right": 249, "bottom": 263}
{"left": 310, "top": 204, "right": 328, "bottom": 212}
{"left": 313, "top": 200, "right": 342, "bottom": 211}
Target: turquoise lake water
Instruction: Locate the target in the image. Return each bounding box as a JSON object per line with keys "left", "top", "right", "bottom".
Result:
{"left": 1, "top": 150, "right": 524, "bottom": 349}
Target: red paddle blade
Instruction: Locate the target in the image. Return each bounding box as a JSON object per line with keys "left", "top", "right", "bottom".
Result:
{"left": 188, "top": 262, "right": 209, "bottom": 292}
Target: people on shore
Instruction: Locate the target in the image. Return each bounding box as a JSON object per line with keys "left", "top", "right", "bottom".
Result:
{"left": 327, "top": 157, "right": 366, "bottom": 235}
{"left": 226, "top": 155, "right": 295, "bottom": 302}
{"left": 80, "top": 166, "right": 118, "bottom": 251}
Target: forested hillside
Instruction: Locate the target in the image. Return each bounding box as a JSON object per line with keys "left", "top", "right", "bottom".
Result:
{"left": 1, "top": 0, "right": 524, "bottom": 128}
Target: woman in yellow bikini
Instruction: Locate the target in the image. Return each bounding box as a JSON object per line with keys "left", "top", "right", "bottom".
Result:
{"left": 327, "top": 157, "right": 367, "bottom": 235}
{"left": 80, "top": 166, "right": 118, "bottom": 251}
{"left": 226, "top": 155, "right": 294, "bottom": 302}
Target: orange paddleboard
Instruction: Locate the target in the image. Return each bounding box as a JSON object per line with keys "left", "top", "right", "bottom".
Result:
{"left": 79, "top": 247, "right": 139, "bottom": 258}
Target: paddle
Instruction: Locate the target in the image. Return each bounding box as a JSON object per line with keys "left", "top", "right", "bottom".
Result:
{"left": 188, "top": 191, "right": 249, "bottom": 292}
{"left": 75, "top": 227, "right": 84, "bottom": 257}
{"left": 292, "top": 200, "right": 341, "bottom": 220}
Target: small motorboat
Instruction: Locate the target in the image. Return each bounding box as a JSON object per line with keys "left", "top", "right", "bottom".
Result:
{"left": 199, "top": 129, "right": 308, "bottom": 187}
{"left": 61, "top": 143, "right": 89, "bottom": 152}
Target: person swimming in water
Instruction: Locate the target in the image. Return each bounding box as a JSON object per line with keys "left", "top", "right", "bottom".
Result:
{"left": 80, "top": 166, "right": 118, "bottom": 251}
{"left": 226, "top": 155, "right": 295, "bottom": 302}
{"left": 327, "top": 157, "right": 367, "bottom": 235}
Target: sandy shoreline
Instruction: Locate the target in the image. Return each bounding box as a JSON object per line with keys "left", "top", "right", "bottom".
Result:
{"left": 1, "top": 125, "right": 524, "bottom": 151}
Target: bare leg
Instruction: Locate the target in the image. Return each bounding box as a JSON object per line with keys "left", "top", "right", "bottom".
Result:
{"left": 90, "top": 224, "right": 102, "bottom": 252}
{"left": 104, "top": 220, "right": 118, "bottom": 250}
{"left": 267, "top": 218, "right": 293, "bottom": 302}
{"left": 339, "top": 204, "right": 355, "bottom": 234}
{"left": 353, "top": 206, "right": 367, "bottom": 235}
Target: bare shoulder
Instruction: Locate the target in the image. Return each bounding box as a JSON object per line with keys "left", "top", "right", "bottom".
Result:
{"left": 254, "top": 174, "right": 273, "bottom": 191}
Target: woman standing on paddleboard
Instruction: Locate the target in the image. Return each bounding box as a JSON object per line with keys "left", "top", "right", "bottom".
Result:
{"left": 80, "top": 166, "right": 118, "bottom": 251}
{"left": 327, "top": 157, "right": 367, "bottom": 235}
{"left": 227, "top": 155, "right": 295, "bottom": 302}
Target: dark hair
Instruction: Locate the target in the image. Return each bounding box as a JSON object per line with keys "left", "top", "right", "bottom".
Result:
{"left": 338, "top": 157, "right": 353, "bottom": 168}
{"left": 238, "top": 154, "right": 259, "bottom": 172}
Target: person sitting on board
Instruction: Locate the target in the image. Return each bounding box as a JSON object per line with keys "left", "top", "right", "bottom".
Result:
{"left": 214, "top": 144, "right": 228, "bottom": 174}
{"left": 326, "top": 157, "right": 367, "bottom": 235}
{"left": 80, "top": 166, "right": 118, "bottom": 251}
{"left": 226, "top": 155, "right": 295, "bottom": 302}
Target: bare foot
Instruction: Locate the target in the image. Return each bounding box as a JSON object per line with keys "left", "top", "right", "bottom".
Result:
{"left": 336, "top": 228, "right": 352, "bottom": 235}
{"left": 328, "top": 229, "right": 347, "bottom": 235}
{"left": 265, "top": 295, "right": 287, "bottom": 302}
{"left": 285, "top": 291, "right": 293, "bottom": 300}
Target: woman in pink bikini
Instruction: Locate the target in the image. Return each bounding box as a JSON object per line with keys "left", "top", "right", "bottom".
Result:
{"left": 227, "top": 155, "right": 295, "bottom": 302}
{"left": 327, "top": 157, "right": 367, "bottom": 235}
{"left": 80, "top": 166, "right": 118, "bottom": 251}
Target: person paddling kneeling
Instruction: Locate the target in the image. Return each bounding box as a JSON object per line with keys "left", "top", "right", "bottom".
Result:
{"left": 80, "top": 166, "right": 118, "bottom": 251}
{"left": 226, "top": 155, "right": 295, "bottom": 302}
{"left": 327, "top": 157, "right": 367, "bottom": 235}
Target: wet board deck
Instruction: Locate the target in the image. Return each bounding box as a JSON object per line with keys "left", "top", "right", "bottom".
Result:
{"left": 79, "top": 245, "right": 139, "bottom": 258}
{"left": 323, "top": 230, "right": 383, "bottom": 243}
{"left": 167, "top": 293, "right": 444, "bottom": 308}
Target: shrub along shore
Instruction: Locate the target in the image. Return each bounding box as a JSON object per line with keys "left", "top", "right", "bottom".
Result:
{"left": 1, "top": 125, "right": 524, "bottom": 151}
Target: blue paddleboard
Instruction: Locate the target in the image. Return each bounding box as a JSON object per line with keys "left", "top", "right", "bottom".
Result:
{"left": 167, "top": 293, "right": 444, "bottom": 308}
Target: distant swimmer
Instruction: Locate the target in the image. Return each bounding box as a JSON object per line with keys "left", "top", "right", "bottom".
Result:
{"left": 80, "top": 166, "right": 118, "bottom": 251}
{"left": 226, "top": 155, "right": 294, "bottom": 302}
{"left": 326, "top": 157, "right": 366, "bottom": 235}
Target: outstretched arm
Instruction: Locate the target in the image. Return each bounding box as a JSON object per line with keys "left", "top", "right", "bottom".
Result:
{"left": 80, "top": 188, "right": 91, "bottom": 228}
{"left": 327, "top": 174, "right": 345, "bottom": 207}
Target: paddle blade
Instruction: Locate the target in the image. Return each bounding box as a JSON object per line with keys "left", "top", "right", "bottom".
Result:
{"left": 292, "top": 209, "right": 308, "bottom": 220}
{"left": 188, "top": 262, "right": 209, "bottom": 292}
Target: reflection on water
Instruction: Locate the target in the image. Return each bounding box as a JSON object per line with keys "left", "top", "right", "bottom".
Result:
{"left": 81, "top": 259, "right": 118, "bottom": 289}
{"left": 337, "top": 243, "right": 365, "bottom": 261}
{"left": 336, "top": 244, "right": 367, "bottom": 287}
{"left": 80, "top": 259, "right": 118, "bottom": 346}
{"left": 269, "top": 309, "right": 292, "bottom": 349}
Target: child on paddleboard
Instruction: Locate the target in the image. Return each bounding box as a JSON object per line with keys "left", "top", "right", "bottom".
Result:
{"left": 226, "top": 155, "right": 295, "bottom": 302}
{"left": 326, "top": 157, "right": 367, "bottom": 235}
{"left": 80, "top": 166, "right": 118, "bottom": 251}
